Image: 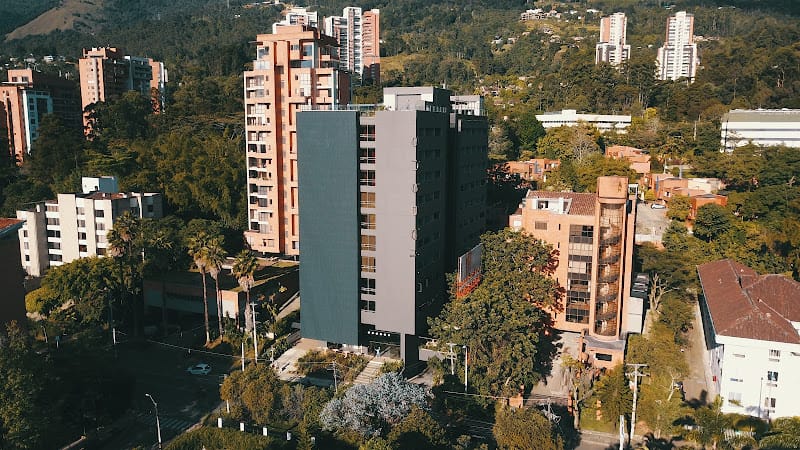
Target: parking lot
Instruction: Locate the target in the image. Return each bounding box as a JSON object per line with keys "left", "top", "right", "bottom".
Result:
{"left": 635, "top": 201, "right": 670, "bottom": 245}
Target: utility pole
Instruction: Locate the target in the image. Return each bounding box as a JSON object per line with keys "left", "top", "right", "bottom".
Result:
{"left": 626, "top": 363, "right": 649, "bottom": 447}
{"left": 446, "top": 343, "right": 456, "bottom": 375}
{"left": 241, "top": 340, "right": 245, "bottom": 372}
{"left": 250, "top": 302, "right": 258, "bottom": 363}
{"left": 145, "top": 394, "right": 162, "bottom": 450}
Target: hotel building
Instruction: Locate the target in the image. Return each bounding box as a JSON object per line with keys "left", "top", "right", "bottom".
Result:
{"left": 297, "top": 87, "right": 487, "bottom": 362}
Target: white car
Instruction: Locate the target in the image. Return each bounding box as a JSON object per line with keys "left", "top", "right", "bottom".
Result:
{"left": 187, "top": 363, "right": 211, "bottom": 375}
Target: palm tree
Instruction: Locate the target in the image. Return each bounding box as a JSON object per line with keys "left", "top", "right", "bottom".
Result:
{"left": 206, "top": 238, "right": 227, "bottom": 339}
{"left": 231, "top": 250, "right": 259, "bottom": 331}
{"left": 187, "top": 232, "right": 213, "bottom": 345}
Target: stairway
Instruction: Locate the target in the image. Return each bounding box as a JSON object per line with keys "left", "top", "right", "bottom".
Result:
{"left": 353, "top": 359, "right": 384, "bottom": 385}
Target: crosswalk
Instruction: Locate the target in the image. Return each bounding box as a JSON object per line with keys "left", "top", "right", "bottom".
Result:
{"left": 135, "top": 412, "right": 196, "bottom": 432}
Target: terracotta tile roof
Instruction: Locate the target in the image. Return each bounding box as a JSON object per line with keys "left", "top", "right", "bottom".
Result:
{"left": 697, "top": 259, "right": 800, "bottom": 344}
{"left": 0, "top": 218, "right": 24, "bottom": 238}
{"left": 524, "top": 190, "right": 596, "bottom": 216}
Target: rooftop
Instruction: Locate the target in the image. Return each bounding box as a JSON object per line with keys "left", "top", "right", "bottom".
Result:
{"left": 524, "top": 190, "right": 597, "bottom": 216}
{"left": 0, "top": 218, "right": 24, "bottom": 238}
{"left": 723, "top": 109, "right": 800, "bottom": 123}
{"left": 697, "top": 259, "right": 800, "bottom": 344}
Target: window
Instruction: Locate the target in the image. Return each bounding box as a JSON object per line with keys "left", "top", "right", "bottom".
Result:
{"left": 46, "top": 204, "right": 58, "bottom": 212}
{"left": 78, "top": 232, "right": 87, "bottom": 240}
{"left": 97, "top": 248, "right": 106, "bottom": 256}
{"left": 96, "top": 222, "right": 105, "bottom": 231}
{"left": 360, "top": 300, "right": 376, "bottom": 312}
{"left": 361, "top": 256, "right": 376, "bottom": 272}
{"left": 359, "top": 147, "right": 376, "bottom": 164}
{"left": 360, "top": 192, "right": 375, "bottom": 208}
{"left": 359, "top": 170, "right": 376, "bottom": 186}
{"left": 78, "top": 245, "right": 88, "bottom": 253}
{"left": 767, "top": 371, "right": 779, "bottom": 382}
{"left": 535, "top": 221, "right": 547, "bottom": 230}
{"left": 728, "top": 392, "right": 742, "bottom": 406}
{"left": 361, "top": 234, "right": 376, "bottom": 251}
{"left": 360, "top": 214, "right": 376, "bottom": 230}
{"left": 359, "top": 124, "right": 375, "bottom": 141}
{"left": 595, "top": 353, "right": 612, "bottom": 362}
{"left": 764, "top": 397, "right": 776, "bottom": 409}
{"left": 360, "top": 278, "right": 376, "bottom": 295}
{"left": 76, "top": 207, "right": 85, "bottom": 215}
{"left": 47, "top": 242, "right": 61, "bottom": 250}
{"left": 48, "top": 254, "right": 63, "bottom": 262}
{"left": 46, "top": 218, "right": 60, "bottom": 226}
{"left": 77, "top": 219, "right": 86, "bottom": 228}
{"left": 46, "top": 230, "right": 61, "bottom": 238}
{"left": 769, "top": 349, "right": 781, "bottom": 359}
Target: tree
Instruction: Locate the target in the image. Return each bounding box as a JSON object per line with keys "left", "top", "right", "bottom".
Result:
{"left": 760, "top": 417, "right": 800, "bottom": 449}
{"left": 220, "top": 364, "right": 283, "bottom": 425}
{"left": 688, "top": 397, "right": 730, "bottom": 449}
{"left": 386, "top": 405, "right": 448, "bottom": 450}
{"left": 693, "top": 204, "right": 732, "bottom": 241}
{"left": 232, "top": 250, "right": 259, "bottom": 331}
{"left": 206, "top": 237, "right": 227, "bottom": 338}
{"left": 187, "top": 232, "right": 214, "bottom": 345}
{"left": 636, "top": 374, "right": 687, "bottom": 440}
{"left": 429, "top": 229, "right": 560, "bottom": 397}
{"left": 25, "top": 114, "right": 85, "bottom": 188}
{"left": 667, "top": 195, "right": 692, "bottom": 222}
{"left": 0, "top": 322, "right": 54, "bottom": 449}
{"left": 575, "top": 153, "right": 638, "bottom": 192}
{"left": 510, "top": 107, "right": 545, "bottom": 155}
{"left": 493, "top": 406, "right": 564, "bottom": 450}
{"left": 593, "top": 364, "right": 632, "bottom": 429}
{"left": 319, "top": 372, "right": 429, "bottom": 438}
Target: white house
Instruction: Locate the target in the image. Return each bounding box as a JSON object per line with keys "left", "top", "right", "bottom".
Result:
{"left": 697, "top": 259, "right": 800, "bottom": 419}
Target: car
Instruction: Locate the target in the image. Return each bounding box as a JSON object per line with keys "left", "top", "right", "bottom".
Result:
{"left": 187, "top": 363, "right": 211, "bottom": 375}
{"left": 650, "top": 203, "right": 666, "bottom": 209}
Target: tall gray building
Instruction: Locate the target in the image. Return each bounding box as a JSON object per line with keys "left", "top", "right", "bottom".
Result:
{"left": 297, "top": 87, "right": 487, "bottom": 362}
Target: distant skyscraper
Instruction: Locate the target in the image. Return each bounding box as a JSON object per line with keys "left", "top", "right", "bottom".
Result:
{"left": 78, "top": 47, "right": 167, "bottom": 127}
{"left": 595, "top": 12, "right": 630, "bottom": 67}
{"left": 324, "top": 7, "right": 381, "bottom": 83}
{"left": 656, "top": 11, "right": 699, "bottom": 82}
{"left": 242, "top": 25, "right": 350, "bottom": 257}
{"left": 0, "top": 69, "right": 81, "bottom": 164}
{"left": 272, "top": 7, "right": 319, "bottom": 34}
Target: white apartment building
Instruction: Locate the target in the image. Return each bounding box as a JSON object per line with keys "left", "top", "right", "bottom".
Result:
{"left": 16, "top": 177, "right": 162, "bottom": 277}
{"left": 323, "top": 7, "right": 381, "bottom": 82}
{"left": 720, "top": 109, "right": 800, "bottom": 152}
{"left": 657, "top": 11, "right": 699, "bottom": 82}
{"left": 698, "top": 259, "right": 800, "bottom": 419}
{"left": 272, "top": 7, "right": 319, "bottom": 34}
{"left": 595, "top": 12, "right": 630, "bottom": 67}
{"left": 536, "top": 109, "right": 631, "bottom": 133}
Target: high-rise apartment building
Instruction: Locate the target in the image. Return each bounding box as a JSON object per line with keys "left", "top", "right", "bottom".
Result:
{"left": 656, "top": 11, "right": 699, "bottom": 82}
{"left": 16, "top": 176, "right": 163, "bottom": 277}
{"left": 78, "top": 47, "right": 168, "bottom": 126}
{"left": 509, "top": 176, "right": 637, "bottom": 367}
{"left": 272, "top": 7, "right": 319, "bottom": 34}
{"left": 0, "top": 69, "right": 81, "bottom": 164}
{"left": 243, "top": 25, "right": 350, "bottom": 256}
{"left": 324, "top": 7, "right": 381, "bottom": 83}
{"left": 595, "top": 12, "right": 630, "bottom": 66}
{"left": 297, "top": 87, "right": 487, "bottom": 362}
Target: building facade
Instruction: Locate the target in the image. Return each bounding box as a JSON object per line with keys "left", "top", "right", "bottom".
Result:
{"left": 272, "top": 7, "right": 319, "bottom": 33}
{"left": 0, "top": 69, "right": 81, "bottom": 164}
{"left": 0, "top": 218, "right": 27, "bottom": 330}
{"left": 297, "top": 87, "right": 487, "bottom": 362}
{"left": 323, "top": 7, "right": 381, "bottom": 83}
{"left": 509, "top": 176, "right": 638, "bottom": 367}
{"left": 79, "top": 47, "right": 167, "bottom": 126}
{"left": 16, "top": 177, "right": 162, "bottom": 277}
{"left": 720, "top": 109, "right": 800, "bottom": 151}
{"left": 595, "top": 12, "right": 630, "bottom": 67}
{"left": 697, "top": 259, "right": 800, "bottom": 419}
{"left": 536, "top": 109, "right": 631, "bottom": 133}
{"left": 243, "top": 25, "right": 350, "bottom": 257}
{"left": 656, "top": 11, "right": 699, "bottom": 82}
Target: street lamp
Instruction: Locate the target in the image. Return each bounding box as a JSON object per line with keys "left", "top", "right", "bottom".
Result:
{"left": 463, "top": 345, "right": 468, "bottom": 393}
{"left": 145, "top": 394, "right": 162, "bottom": 450}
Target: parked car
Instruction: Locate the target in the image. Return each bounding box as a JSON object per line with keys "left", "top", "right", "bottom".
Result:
{"left": 650, "top": 203, "right": 666, "bottom": 209}
{"left": 187, "top": 363, "right": 211, "bottom": 375}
